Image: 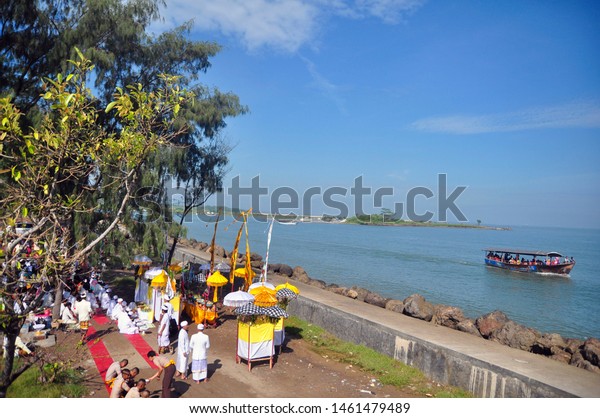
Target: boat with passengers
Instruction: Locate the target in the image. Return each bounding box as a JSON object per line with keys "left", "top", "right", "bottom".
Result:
{"left": 483, "top": 248, "right": 575, "bottom": 275}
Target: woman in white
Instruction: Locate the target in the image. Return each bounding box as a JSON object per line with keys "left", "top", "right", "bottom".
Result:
{"left": 175, "top": 321, "right": 190, "bottom": 379}
{"left": 189, "top": 323, "right": 210, "bottom": 383}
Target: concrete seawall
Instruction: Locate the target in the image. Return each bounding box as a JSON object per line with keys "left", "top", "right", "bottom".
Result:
{"left": 174, "top": 246, "right": 600, "bottom": 398}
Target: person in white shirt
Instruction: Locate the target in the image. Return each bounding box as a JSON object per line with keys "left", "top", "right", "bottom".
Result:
{"left": 111, "top": 297, "right": 124, "bottom": 321}
{"left": 110, "top": 368, "right": 131, "bottom": 398}
{"left": 117, "top": 310, "right": 139, "bottom": 334}
{"left": 157, "top": 305, "right": 171, "bottom": 354}
{"left": 105, "top": 359, "right": 128, "bottom": 384}
{"left": 189, "top": 323, "right": 210, "bottom": 383}
{"left": 74, "top": 292, "right": 93, "bottom": 343}
{"left": 60, "top": 302, "right": 77, "bottom": 326}
{"left": 175, "top": 321, "right": 190, "bottom": 379}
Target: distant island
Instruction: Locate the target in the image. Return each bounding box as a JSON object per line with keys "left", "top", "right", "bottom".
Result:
{"left": 344, "top": 215, "right": 511, "bottom": 230}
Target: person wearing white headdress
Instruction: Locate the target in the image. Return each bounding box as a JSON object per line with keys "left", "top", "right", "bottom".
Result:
{"left": 157, "top": 304, "right": 171, "bottom": 354}
{"left": 111, "top": 298, "right": 124, "bottom": 321}
{"left": 107, "top": 295, "right": 117, "bottom": 318}
{"left": 117, "top": 309, "right": 139, "bottom": 334}
{"left": 175, "top": 321, "right": 190, "bottom": 379}
{"left": 189, "top": 323, "right": 210, "bottom": 383}
{"left": 100, "top": 288, "right": 111, "bottom": 311}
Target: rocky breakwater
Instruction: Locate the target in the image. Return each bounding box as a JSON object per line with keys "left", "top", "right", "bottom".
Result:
{"left": 269, "top": 262, "right": 600, "bottom": 375}
{"left": 176, "top": 239, "right": 600, "bottom": 375}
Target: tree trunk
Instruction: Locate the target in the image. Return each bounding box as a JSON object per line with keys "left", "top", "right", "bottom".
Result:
{"left": 167, "top": 234, "right": 179, "bottom": 266}
{"left": 0, "top": 317, "right": 25, "bottom": 398}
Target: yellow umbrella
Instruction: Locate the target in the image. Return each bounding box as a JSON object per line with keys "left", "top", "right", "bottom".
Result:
{"left": 275, "top": 282, "right": 299, "bottom": 294}
{"left": 150, "top": 270, "right": 168, "bottom": 287}
{"left": 249, "top": 285, "right": 276, "bottom": 296}
{"left": 207, "top": 270, "right": 229, "bottom": 302}
{"left": 253, "top": 289, "right": 278, "bottom": 307}
{"left": 234, "top": 267, "right": 256, "bottom": 279}
{"left": 168, "top": 264, "right": 182, "bottom": 274}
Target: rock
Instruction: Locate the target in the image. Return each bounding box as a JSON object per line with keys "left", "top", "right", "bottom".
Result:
{"left": 475, "top": 310, "right": 510, "bottom": 338}
{"left": 197, "top": 242, "right": 208, "bottom": 251}
{"left": 346, "top": 289, "right": 359, "bottom": 299}
{"left": 570, "top": 351, "right": 600, "bottom": 374}
{"left": 364, "top": 291, "right": 388, "bottom": 308}
{"left": 251, "top": 260, "right": 263, "bottom": 269}
{"left": 189, "top": 238, "right": 198, "bottom": 246}
{"left": 582, "top": 338, "right": 600, "bottom": 367}
{"left": 307, "top": 278, "right": 327, "bottom": 289}
{"left": 206, "top": 244, "right": 227, "bottom": 258}
{"left": 292, "top": 266, "right": 311, "bottom": 283}
{"left": 402, "top": 294, "right": 434, "bottom": 322}
{"left": 385, "top": 299, "right": 404, "bottom": 314}
{"left": 565, "top": 338, "right": 584, "bottom": 355}
{"left": 328, "top": 285, "right": 347, "bottom": 295}
{"left": 349, "top": 286, "right": 370, "bottom": 302}
{"left": 532, "top": 333, "right": 567, "bottom": 356}
{"left": 456, "top": 319, "right": 482, "bottom": 337}
{"left": 550, "top": 350, "right": 572, "bottom": 364}
{"left": 274, "top": 264, "right": 292, "bottom": 277}
{"left": 490, "top": 321, "right": 540, "bottom": 351}
{"left": 250, "top": 252, "right": 263, "bottom": 262}
{"left": 432, "top": 305, "right": 466, "bottom": 329}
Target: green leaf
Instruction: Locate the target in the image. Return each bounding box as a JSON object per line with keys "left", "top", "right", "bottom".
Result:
{"left": 21, "top": 207, "right": 28, "bottom": 218}
{"left": 174, "top": 103, "right": 180, "bottom": 115}
{"left": 42, "top": 92, "right": 52, "bottom": 100}
{"left": 105, "top": 101, "right": 117, "bottom": 113}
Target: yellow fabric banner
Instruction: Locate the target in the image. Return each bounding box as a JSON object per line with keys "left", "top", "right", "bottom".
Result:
{"left": 237, "top": 320, "right": 275, "bottom": 344}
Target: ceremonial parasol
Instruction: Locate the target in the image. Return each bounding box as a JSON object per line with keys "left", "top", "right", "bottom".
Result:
{"left": 248, "top": 281, "right": 275, "bottom": 291}
{"left": 275, "top": 282, "right": 299, "bottom": 294}
{"left": 262, "top": 305, "right": 289, "bottom": 319}
{"left": 234, "top": 267, "right": 256, "bottom": 279}
{"left": 132, "top": 255, "right": 152, "bottom": 266}
{"left": 276, "top": 288, "right": 298, "bottom": 301}
{"left": 223, "top": 290, "right": 255, "bottom": 308}
{"left": 252, "top": 288, "right": 278, "bottom": 307}
{"left": 234, "top": 302, "right": 265, "bottom": 316}
{"left": 207, "top": 270, "right": 229, "bottom": 302}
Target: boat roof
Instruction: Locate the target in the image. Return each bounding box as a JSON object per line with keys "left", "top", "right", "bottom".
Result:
{"left": 483, "top": 248, "right": 564, "bottom": 257}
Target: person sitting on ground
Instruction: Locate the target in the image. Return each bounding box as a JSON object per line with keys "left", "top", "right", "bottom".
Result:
{"left": 60, "top": 301, "right": 78, "bottom": 327}
{"left": 139, "top": 389, "right": 151, "bottom": 398}
{"left": 105, "top": 359, "right": 128, "bottom": 386}
{"left": 125, "top": 379, "right": 147, "bottom": 398}
{"left": 117, "top": 308, "right": 140, "bottom": 334}
{"left": 110, "top": 368, "right": 131, "bottom": 398}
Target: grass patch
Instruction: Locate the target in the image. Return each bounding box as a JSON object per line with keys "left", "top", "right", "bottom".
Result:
{"left": 5, "top": 363, "right": 87, "bottom": 398}
{"left": 285, "top": 317, "right": 471, "bottom": 398}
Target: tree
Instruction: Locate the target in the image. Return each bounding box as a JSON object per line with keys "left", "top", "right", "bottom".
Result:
{"left": 1, "top": 0, "right": 247, "bottom": 264}
{"left": 0, "top": 52, "right": 191, "bottom": 397}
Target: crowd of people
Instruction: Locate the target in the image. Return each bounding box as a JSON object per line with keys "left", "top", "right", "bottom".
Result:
{"left": 486, "top": 252, "right": 575, "bottom": 266}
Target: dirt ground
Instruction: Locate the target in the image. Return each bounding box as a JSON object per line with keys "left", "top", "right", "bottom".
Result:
{"left": 39, "top": 269, "right": 426, "bottom": 399}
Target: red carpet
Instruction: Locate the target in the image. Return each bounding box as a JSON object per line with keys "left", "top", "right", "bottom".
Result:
{"left": 85, "top": 325, "right": 113, "bottom": 394}
{"left": 124, "top": 333, "right": 158, "bottom": 369}
{"left": 93, "top": 313, "right": 110, "bottom": 326}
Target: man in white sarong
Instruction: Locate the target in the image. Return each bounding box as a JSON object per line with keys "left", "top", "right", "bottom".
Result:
{"left": 157, "top": 304, "right": 171, "bottom": 354}
{"left": 117, "top": 310, "right": 139, "bottom": 334}
{"left": 175, "top": 321, "right": 190, "bottom": 379}
{"left": 189, "top": 323, "right": 210, "bottom": 383}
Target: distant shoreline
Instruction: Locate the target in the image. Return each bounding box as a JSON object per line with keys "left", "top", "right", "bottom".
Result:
{"left": 343, "top": 218, "right": 511, "bottom": 230}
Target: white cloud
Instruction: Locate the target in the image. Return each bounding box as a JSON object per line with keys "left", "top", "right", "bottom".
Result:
{"left": 156, "top": 0, "right": 425, "bottom": 53}
{"left": 411, "top": 102, "right": 600, "bottom": 134}
{"left": 301, "top": 56, "right": 347, "bottom": 113}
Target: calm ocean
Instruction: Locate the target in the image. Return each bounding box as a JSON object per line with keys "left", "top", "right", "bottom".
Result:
{"left": 183, "top": 217, "right": 600, "bottom": 340}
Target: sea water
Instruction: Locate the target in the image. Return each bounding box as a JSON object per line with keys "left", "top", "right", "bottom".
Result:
{"left": 183, "top": 217, "right": 600, "bottom": 340}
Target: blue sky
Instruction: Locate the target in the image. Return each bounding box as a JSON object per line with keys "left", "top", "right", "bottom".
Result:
{"left": 154, "top": 0, "right": 600, "bottom": 228}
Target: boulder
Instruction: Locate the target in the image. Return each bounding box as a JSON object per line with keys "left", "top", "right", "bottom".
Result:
{"left": 402, "top": 294, "right": 434, "bottom": 322}
{"left": 550, "top": 350, "right": 572, "bottom": 364}
{"left": 582, "top": 338, "right": 600, "bottom": 367}
{"left": 250, "top": 252, "right": 263, "bottom": 262}
{"left": 364, "top": 291, "right": 388, "bottom": 308}
{"left": 307, "top": 278, "right": 327, "bottom": 289}
{"left": 475, "top": 310, "right": 510, "bottom": 338}
{"left": 565, "top": 338, "right": 584, "bottom": 355}
{"left": 276, "top": 264, "right": 293, "bottom": 277}
{"left": 456, "top": 319, "right": 482, "bottom": 337}
{"left": 206, "top": 244, "right": 227, "bottom": 258}
{"left": 349, "top": 286, "right": 370, "bottom": 302}
{"left": 385, "top": 299, "right": 404, "bottom": 314}
{"left": 292, "top": 266, "right": 310, "bottom": 283}
{"left": 532, "top": 333, "right": 567, "bottom": 356}
{"left": 346, "top": 289, "right": 359, "bottom": 299}
{"left": 490, "top": 321, "right": 540, "bottom": 351}
{"left": 251, "top": 260, "right": 263, "bottom": 269}
{"left": 197, "top": 241, "right": 209, "bottom": 251}
{"left": 327, "top": 285, "right": 347, "bottom": 295}
{"left": 432, "top": 305, "right": 466, "bottom": 329}
{"left": 570, "top": 351, "right": 600, "bottom": 374}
